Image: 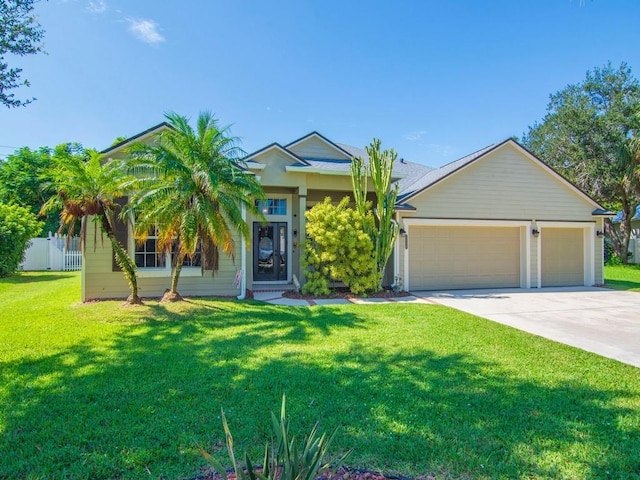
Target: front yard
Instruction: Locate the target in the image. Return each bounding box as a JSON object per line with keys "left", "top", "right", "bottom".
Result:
{"left": 1, "top": 272, "right": 639, "bottom": 479}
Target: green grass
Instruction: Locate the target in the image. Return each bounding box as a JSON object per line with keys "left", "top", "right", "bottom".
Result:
{"left": 1, "top": 272, "right": 640, "bottom": 479}
{"left": 605, "top": 263, "right": 640, "bottom": 291}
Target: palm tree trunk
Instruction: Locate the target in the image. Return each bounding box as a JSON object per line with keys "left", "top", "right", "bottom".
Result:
{"left": 100, "top": 213, "right": 143, "bottom": 304}
{"left": 161, "top": 251, "right": 184, "bottom": 302}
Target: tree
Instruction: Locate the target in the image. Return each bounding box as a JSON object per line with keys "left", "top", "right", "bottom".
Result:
{"left": 1, "top": 0, "right": 46, "bottom": 108}
{"left": 127, "top": 111, "right": 264, "bottom": 302}
{"left": 351, "top": 138, "right": 399, "bottom": 290}
{"left": 41, "top": 148, "right": 142, "bottom": 304}
{"left": 521, "top": 62, "right": 640, "bottom": 261}
{"left": 0, "top": 145, "right": 59, "bottom": 234}
{"left": 302, "top": 197, "right": 378, "bottom": 295}
{"left": 0, "top": 201, "right": 42, "bottom": 276}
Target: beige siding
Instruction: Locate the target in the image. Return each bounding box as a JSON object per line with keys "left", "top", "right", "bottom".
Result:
{"left": 541, "top": 228, "right": 584, "bottom": 287}
{"left": 255, "top": 151, "right": 307, "bottom": 188}
{"left": 288, "top": 136, "right": 350, "bottom": 160}
{"left": 406, "top": 144, "right": 596, "bottom": 221}
{"left": 408, "top": 226, "right": 520, "bottom": 290}
{"left": 82, "top": 221, "right": 241, "bottom": 301}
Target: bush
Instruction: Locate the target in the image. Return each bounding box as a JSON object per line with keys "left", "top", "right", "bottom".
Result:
{"left": 0, "top": 202, "right": 43, "bottom": 277}
{"left": 302, "top": 197, "right": 378, "bottom": 295}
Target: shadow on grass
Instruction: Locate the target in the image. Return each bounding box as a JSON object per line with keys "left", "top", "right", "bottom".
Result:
{"left": 1, "top": 303, "right": 639, "bottom": 479}
{"left": 605, "top": 279, "right": 640, "bottom": 291}
{"left": 0, "top": 271, "right": 77, "bottom": 284}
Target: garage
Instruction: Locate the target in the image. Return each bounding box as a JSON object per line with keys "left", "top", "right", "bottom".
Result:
{"left": 541, "top": 228, "right": 584, "bottom": 287}
{"left": 408, "top": 226, "right": 521, "bottom": 290}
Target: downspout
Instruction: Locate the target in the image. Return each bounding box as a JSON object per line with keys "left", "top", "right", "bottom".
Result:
{"left": 237, "top": 203, "right": 247, "bottom": 300}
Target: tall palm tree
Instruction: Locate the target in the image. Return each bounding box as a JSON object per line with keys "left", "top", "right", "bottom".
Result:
{"left": 41, "top": 147, "right": 142, "bottom": 304}
{"left": 127, "top": 111, "right": 264, "bottom": 301}
{"left": 614, "top": 135, "right": 640, "bottom": 264}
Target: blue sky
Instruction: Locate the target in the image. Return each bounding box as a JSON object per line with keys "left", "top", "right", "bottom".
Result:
{"left": 1, "top": 0, "right": 639, "bottom": 167}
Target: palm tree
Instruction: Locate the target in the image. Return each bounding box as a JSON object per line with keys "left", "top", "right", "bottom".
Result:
{"left": 127, "top": 111, "right": 264, "bottom": 301}
{"left": 614, "top": 135, "right": 640, "bottom": 264}
{"left": 41, "top": 146, "right": 142, "bottom": 304}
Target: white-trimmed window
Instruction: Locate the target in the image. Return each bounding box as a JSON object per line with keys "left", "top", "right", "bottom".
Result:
{"left": 135, "top": 227, "right": 162, "bottom": 268}
{"left": 256, "top": 198, "right": 287, "bottom": 216}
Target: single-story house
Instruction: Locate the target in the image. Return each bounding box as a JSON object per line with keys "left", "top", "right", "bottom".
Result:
{"left": 82, "top": 125, "right": 610, "bottom": 301}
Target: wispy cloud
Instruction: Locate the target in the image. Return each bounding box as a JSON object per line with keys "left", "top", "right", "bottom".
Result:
{"left": 127, "top": 18, "right": 165, "bottom": 45}
{"left": 87, "top": 0, "right": 108, "bottom": 14}
{"left": 403, "top": 130, "right": 427, "bottom": 141}
{"left": 426, "top": 143, "right": 457, "bottom": 157}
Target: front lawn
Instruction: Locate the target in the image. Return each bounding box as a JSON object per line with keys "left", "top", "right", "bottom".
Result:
{"left": 1, "top": 272, "right": 639, "bottom": 479}
{"left": 605, "top": 263, "right": 640, "bottom": 291}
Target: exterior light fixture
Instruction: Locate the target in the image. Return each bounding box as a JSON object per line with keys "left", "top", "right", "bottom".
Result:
{"left": 532, "top": 228, "right": 540, "bottom": 238}
{"left": 596, "top": 230, "right": 605, "bottom": 238}
{"left": 399, "top": 228, "right": 407, "bottom": 236}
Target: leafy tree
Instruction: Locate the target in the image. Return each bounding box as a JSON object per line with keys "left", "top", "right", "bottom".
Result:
{"left": 351, "top": 138, "right": 399, "bottom": 290}
{"left": 0, "top": 145, "right": 59, "bottom": 234}
{"left": 0, "top": 201, "right": 42, "bottom": 276}
{"left": 127, "top": 111, "right": 264, "bottom": 302}
{"left": 521, "top": 62, "right": 640, "bottom": 261}
{"left": 302, "top": 197, "right": 378, "bottom": 296}
{"left": 1, "top": 0, "right": 46, "bottom": 108}
{"left": 41, "top": 148, "right": 142, "bottom": 304}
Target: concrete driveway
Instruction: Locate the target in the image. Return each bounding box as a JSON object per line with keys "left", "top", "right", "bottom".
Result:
{"left": 413, "top": 287, "right": 640, "bottom": 368}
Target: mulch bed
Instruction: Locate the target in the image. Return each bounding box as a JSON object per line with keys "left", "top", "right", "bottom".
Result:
{"left": 196, "top": 465, "right": 430, "bottom": 480}
{"left": 283, "top": 287, "right": 410, "bottom": 300}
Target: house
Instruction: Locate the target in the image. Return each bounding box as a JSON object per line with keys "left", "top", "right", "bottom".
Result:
{"left": 81, "top": 125, "right": 610, "bottom": 301}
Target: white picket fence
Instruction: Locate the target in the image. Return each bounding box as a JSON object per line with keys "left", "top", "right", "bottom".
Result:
{"left": 20, "top": 232, "right": 82, "bottom": 271}
{"left": 631, "top": 238, "right": 640, "bottom": 264}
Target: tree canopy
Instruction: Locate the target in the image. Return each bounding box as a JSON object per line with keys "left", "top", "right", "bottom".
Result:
{"left": 0, "top": 145, "right": 60, "bottom": 234}
{"left": 521, "top": 62, "right": 640, "bottom": 261}
{"left": 1, "top": 0, "right": 46, "bottom": 108}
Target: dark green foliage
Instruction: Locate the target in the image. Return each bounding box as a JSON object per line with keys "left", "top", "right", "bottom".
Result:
{"left": 521, "top": 63, "right": 640, "bottom": 260}
{"left": 0, "top": 0, "right": 46, "bottom": 107}
{"left": 200, "top": 395, "right": 350, "bottom": 480}
{"left": 0, "top": 201, "right": 42, "bottom": 276}
{"left": 0, "top": 146, "right": 59, "bottom": 234}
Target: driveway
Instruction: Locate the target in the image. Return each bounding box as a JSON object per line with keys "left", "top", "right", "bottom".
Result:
{"left": 413, "top": 287, "right": 640, "bottom": 368}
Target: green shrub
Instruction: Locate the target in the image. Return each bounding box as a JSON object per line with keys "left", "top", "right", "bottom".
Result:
{"left": 302, "top": 197, "right": 378, "bottom": 295}
{"left": 200, "top": 395, "right": 350, "bottom": 480}
{"left": 0, "top": 202, "right": 43, "bottom": 277}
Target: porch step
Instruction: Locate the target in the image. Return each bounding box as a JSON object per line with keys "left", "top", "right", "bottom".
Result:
{"left": 251, "top": 284, "right": 297, "bottom": 293}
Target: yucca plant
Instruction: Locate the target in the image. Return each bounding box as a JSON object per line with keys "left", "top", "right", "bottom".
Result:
{"left": 200, "top": 395, "right": 350, "bottom": 480}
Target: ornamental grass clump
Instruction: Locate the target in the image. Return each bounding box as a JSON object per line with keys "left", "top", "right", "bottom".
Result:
{"left": 200, "top": 395, "right": 350, "bottom": 480}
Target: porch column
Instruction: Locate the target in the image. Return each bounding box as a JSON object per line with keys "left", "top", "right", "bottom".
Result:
{"left": 298, "top": 188, "right": 307, "bottom": 285}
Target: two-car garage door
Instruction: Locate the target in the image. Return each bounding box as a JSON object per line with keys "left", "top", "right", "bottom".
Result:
{"left": 408, "top": 226, "right": 521, "bottom": 290}
{"left": 407, "top": 225, "right": 587, "bottom": 291}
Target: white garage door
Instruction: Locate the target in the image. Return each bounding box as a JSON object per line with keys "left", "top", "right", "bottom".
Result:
{"left": 409, "top": 226, "right": 521, "bottom": 290}
{"left": 541, "top": 228, "right": 584, "bottom": 287}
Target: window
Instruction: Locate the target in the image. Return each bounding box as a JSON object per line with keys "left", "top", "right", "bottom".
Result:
{"left": 135, "top": 227, "right": 162, "bottom": 268}
{"left": 134, "top": 226, "right": 202, "bottom": 271}
{"left": 174, "top": 240, "right": 202, "bottom": 267}
{"left": 256, "top": 198, "right": 287, "bottom": 215}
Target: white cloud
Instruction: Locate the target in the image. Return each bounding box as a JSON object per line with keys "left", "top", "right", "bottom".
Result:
{"left": 87, "top": 0, "right": 108, "bottom": 14}
{"left": 127, "top": 18, "right": 165, "bottom": 45}
{"left": 426, "top": 143, "right": 457, "bottom": 156}
{"left": 403, "top": 130, "right": 427, "bottom": 141}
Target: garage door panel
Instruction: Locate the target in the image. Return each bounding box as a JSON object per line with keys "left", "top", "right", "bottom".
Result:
{"left": 409, "top": 226, "right": 521, "bottom": 290}
{"left": 542, "top": 228, "right": 584, "bottom": 287}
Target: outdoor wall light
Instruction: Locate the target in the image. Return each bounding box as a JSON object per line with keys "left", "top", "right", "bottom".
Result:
{"left": 532, "top": 228, "right": 540, "bottom": 238}
{"left": 596, "top": 230, "right": 605, "bottom": 238}
{"left": 399, "top": 228, "right": 407, "bottom": 236}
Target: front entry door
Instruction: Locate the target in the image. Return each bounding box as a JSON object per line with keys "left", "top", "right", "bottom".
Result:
{"left": 253, "top": 222, "right": 287, "bottom": 281}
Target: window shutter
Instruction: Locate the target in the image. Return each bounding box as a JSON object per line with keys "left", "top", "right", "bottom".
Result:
{"left": 112, "top": 196, "right": 129, "bottom": 272}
